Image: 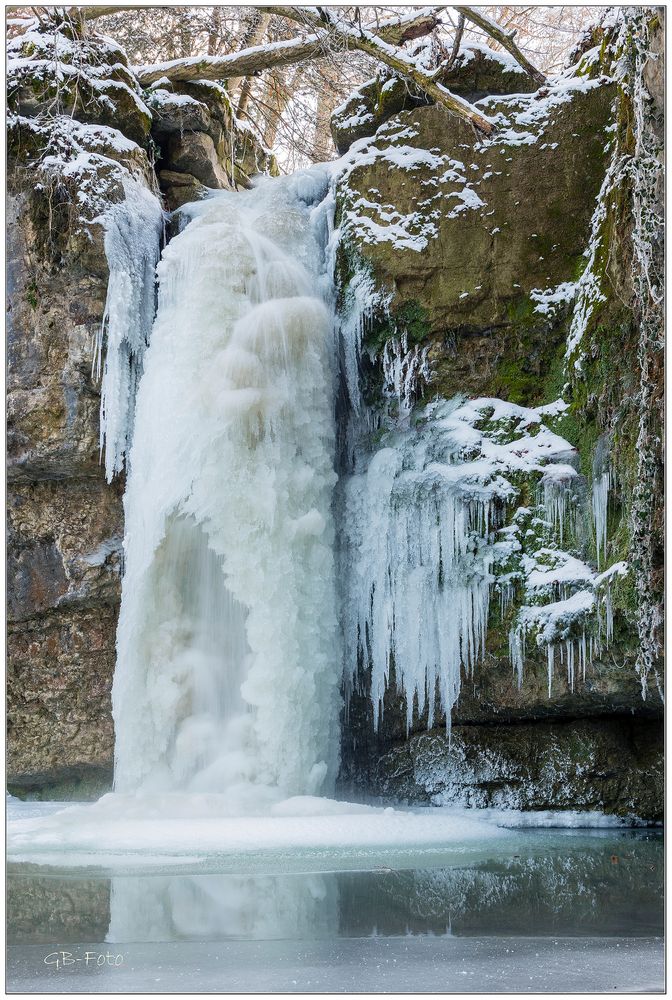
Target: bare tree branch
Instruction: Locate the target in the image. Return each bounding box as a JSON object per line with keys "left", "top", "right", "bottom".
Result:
{"left": 73, "top": 5, "right": 145, "bottom": 20}
{"left": 132, "top": 4, "right": 450, "bottom": 88}
{"left": 132, "top": 4, "right": 493, "bottom": 135}
{"left": 257, "top": 6, "right": 495, "bottom": 135}
{"left": 372, "top": 6, "right": 447, "bottom": 45}
{"left": 447, "top": 13, "right": 465, "bottom": 67}
{"left": 454, "top": 5, "right": 547, "bottom": 85}
{"left": 135, "top": 34, "right": 328, "bottom": 87}
{"left": 73, "top": 4, "right": 446, "bottom": 35}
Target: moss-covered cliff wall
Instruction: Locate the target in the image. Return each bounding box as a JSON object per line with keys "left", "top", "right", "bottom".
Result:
{"left": 333, "top": 12, "right": 664, "bottom": 819}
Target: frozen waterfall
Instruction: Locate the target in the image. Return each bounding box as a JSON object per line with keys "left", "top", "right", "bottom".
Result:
{"left": 112, "top": 170, "right": 341, "bottom": 803}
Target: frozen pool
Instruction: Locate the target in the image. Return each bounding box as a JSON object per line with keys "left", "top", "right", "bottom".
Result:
{"left": 6, "top": 816, "right": 663, "bottom": 993}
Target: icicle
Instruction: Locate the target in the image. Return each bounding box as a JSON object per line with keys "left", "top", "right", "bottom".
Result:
{"left": 592, "top": 469, "right": 610, "bottom": 569}
{"left": 565, "top": 639, "right": 574, "bottom": 691}
{"left": 336, "top": 267, "right": 389, "bottom": 417}
{"left": 547, "top": 644, "right": 555, "bottom": 697}
{"left": 605, "top": 580, "right": 614, "bottom": 644}
{"left": 509, "top": 627, "right": 525, "bottom": 688}
{"left": 499, "top": 581, "right": 515, "bottom": 618}
{"left": 95, "top": 175, "right": 164, "bottom": 483}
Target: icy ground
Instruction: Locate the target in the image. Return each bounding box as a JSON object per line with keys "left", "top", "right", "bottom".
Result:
{"left": 7, "top": 795, "right": 637, "bottom": 872}
{"left": 7, "top": 937, "right": 664, "bottom": 993}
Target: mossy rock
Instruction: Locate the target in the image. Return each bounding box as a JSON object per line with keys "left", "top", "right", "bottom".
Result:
{"left": 173, "top": 79, "right": 235, "bottom": 132}
{"left": 332, "top": 48, "right": 538, "bottom": 156}
{"left": 81, "top": 79, "right": 152, "bottom": 146}
{"left": 9, "top": 58, "right": 152, "bottom": 148}
{"left": 336, "top": 82, "right": 615, "bottom": 405}
{"left": 441, "top": 45, "right": 538, "bottom": 100}
{"left": 331, "top": 73, "right": 430, "bottom": 155}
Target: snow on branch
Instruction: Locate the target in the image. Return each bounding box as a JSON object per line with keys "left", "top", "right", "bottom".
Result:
{"left": 52, "top": 3, "right": 551, "bottom": 137}
{"left": 129, "top": 4, "right": 493, "bottom": 135}
{"left": 135, "top": 34, "right": 328, "bottom": 87}
{"left": 132, "top": 6, "right": 447, "bottom": 88}
{"left": 258, "top": 5, "right": 495, "bottom": 135}
{"left": 454, "top": 5, "right": 547, "bottom": 86}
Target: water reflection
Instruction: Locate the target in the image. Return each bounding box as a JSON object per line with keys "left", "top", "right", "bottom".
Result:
{"left": 7, "top": 831, "right": 662, "bottom": 946}
{"left": 108, "top": 874, "right": 337, "bottom": 943}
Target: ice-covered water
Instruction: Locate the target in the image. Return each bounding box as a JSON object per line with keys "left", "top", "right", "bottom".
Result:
{"left": 7, "top": 824, "right": 664, "bottom": 992}
{"left": 6, "top": 795, "right": 516, "bottom": 870}
{"left": 112, "top": 170, "right": 341, "bottom": 801}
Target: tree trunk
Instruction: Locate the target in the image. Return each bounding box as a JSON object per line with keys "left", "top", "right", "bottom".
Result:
{"left": 229, "top": 10, "right": 271, "bottom": 105}
{"left": 261, "top": 70, "right": 291, "bottom": 150}
{"left": 311, "top": 67, "right": 339, "bottom": 162}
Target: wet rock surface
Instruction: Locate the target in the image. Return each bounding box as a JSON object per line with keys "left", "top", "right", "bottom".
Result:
{"left": 358, "top": 717, "right": 663, "bottom": 820}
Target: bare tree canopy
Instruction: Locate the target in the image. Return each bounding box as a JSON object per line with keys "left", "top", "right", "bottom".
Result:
{"left": 8, "top": 5, "right": 596, "bottom": 169}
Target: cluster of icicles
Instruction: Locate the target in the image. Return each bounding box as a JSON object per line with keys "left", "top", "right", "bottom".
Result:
{"left": 339, "top": 444, "right": 497, "bottom": 732}
{"left": 508, "top": 585, "right": 617, "bottom": 701}
{"left": 507, "top": 461, "right": 618, "bottom": 700}
{"left": 338, "top": 407, "right": 618, "bottom": 731}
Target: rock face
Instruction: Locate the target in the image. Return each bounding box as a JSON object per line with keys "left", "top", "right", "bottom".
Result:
{"left": 345, "top": 718, "right": 663, "bottom": 821}
{"left": 6, "top": 17, "right": 274, "bottom": 796}
{"left": 6, "top": 20, "right": 159, "bottom": 797}
{"left": 334, "top": 12, "right": 664, "bottom": 818}
{"left": 336, "top": 83, "right": 613, "bottom": 401}
{"left": 147, "top": 79, "right": 277, "bottom": 210}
